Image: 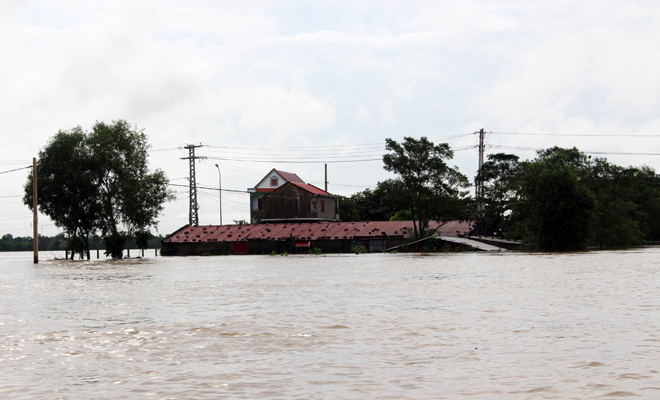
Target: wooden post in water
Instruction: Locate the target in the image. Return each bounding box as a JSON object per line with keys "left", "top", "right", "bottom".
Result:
{"left": 33, "top": 157, "right": 38, "bottom": 264}
{"left": 127, "top": 248, "right": 130, "bottom": 258}
{"left": 97, "top": 248, "right": 100, "bottom": 259}
{"left": 155, "top": 248, "right": 158, "bottom": 257}
{"left": 142, "top": 248, "right": 144, "bottom": 257}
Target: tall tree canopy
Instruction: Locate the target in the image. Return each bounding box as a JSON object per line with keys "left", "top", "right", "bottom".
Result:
{"left": 475, "top": 153, "right": 521, "bottom": 233}
{"left": 477, "top": 146, "right": 660, "bottom": 251}
{"left": 381, "top": 136, "right": 470, "bottom": 237}
{"left": 24, "top": 120, "right": 174, "bottom": 259}
{"left": 514, "top": 148, "right": 597, "bottom": 251}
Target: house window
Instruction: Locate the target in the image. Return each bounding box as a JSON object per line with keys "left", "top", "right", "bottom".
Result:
{"left": 321, "top": 200, "right": 325, "bottom": 213}
{"left": 270, "top": 177, "right": 278, "bottom": 186}
{"left": 258, "top": 198, "right": 263, "bottom": 210}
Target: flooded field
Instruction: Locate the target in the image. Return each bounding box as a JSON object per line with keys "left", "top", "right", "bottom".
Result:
{"left": 1, "top": 249, "right": 659, "bottom": 399}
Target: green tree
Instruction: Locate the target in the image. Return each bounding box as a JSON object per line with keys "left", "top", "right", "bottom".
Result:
{"left": 630, "top": 166, "right": 660, "bottom": 241}
{"left": 389, "top": 209, "right": 413, "bottom": 221}
{"left": 87, "top": 120, "right": 173, "bottom": 258}
{"left": 351, "top": 187, "right": 398, "bottom": 221}
{"left": 382, "top": 137, "right": 469, "bottom": 237}
{"left": 134, "top": 230, "right": 153, "bottom": 254}
{"left": 24, "top": 120, "right": 173, "bottom": 259}
{"left": 336, "top": 196, "right": 360, "bottom": 221}
{"left": 583, "top": 159, "right": 646, "bottom": 248}
{"left": 23, "top": 127, "right": 101, "bottom": 259}
{"left": 475, "top": 153, "right": 521, "bottom": 233}
{"left": 510, "top": 147, "right": 597, "bottom": 251}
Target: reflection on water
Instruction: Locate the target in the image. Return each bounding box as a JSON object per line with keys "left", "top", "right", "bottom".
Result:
{"left": 1, "top": 249, "right": 660, "bottom": 399}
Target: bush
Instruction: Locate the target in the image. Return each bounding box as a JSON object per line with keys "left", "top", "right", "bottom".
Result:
{"left": 308, "top": 247, "right": 322, "bottom": 255}
{"left": 353, "top": 245, "right": 367, "bottom": 254}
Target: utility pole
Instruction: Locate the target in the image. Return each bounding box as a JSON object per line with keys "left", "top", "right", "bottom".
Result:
{"left": 476, "top": 128, "right": 486, "bottom": 220}
{"left": 181, "top": 144, "right": 206, "bottom": 226}
{"left": 215, "top": 164, "right": 222, "bottom": 225}
{"left": 33, "top": 157, "right": 38, "bottom": 264}
{"left": 324, "top": 163, "right": 328, "bottom": 192}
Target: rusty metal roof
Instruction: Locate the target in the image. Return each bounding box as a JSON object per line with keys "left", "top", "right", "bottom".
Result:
{"left": 274, "top": 169, "right": 304, "bottom": 183}
{"left": 163, "top": 220, "right": 475, "bottom": 243}
{"left": 286, "top": 182, "right": 331, "bottom": 196}
{"left": 251, "top": 168, "right": 305, "bottom": 191}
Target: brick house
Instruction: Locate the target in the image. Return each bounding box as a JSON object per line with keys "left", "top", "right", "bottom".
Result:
{"left": 247, "top": 169, "right": 305, "bottom": 223}
{"left": 261, "top": 182, "right": 337, "bottom": 222}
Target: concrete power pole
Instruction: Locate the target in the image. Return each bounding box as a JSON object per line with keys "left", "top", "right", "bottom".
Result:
{"left": 33, "top": 157, "right": 38, "bottom": 264}
{"left": 476, "top": 128, "right": 486, "bottom": 220}
{"left": 181, "top": 144, "right": 206, "bottom": 226}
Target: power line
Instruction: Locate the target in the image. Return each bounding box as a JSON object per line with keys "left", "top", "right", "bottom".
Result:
{"left": 203, "top": 149, "right": 388, "bottom": 157}
{"left": 494, "top": 132, "right": 660, "bottom": 137}
{"left": 0, "top": 159, "right": 31, "bottom": 165}
{"left": 201, "top": 133, "right": 471, "bottom": 152}
{"left": 0, "top": 166, "right": 31, "bottom": 175}
{"left": 204, "top": 156, "right": 382, "bottom": 164}
{"left": 490, "top": 145, "right": 660, "bottom": 156}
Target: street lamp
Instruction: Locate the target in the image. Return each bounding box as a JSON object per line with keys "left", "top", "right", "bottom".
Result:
{"left": 215, "top": 164, "right": 222, "bottom": 225}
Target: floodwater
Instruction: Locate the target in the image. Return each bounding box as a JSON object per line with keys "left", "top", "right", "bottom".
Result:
{"left": 1, "top": 249, "right": 659, "bottom": 399}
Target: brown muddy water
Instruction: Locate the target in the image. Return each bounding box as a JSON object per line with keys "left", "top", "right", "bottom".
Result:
{"left": 1, "top": 249, "right": 659, "bottom": 399}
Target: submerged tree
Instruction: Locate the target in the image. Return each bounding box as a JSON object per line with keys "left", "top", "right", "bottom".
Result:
{"left": 23, "top": 127, "right": 101, "bottom": 260}
{"left": 382, "top": 137, "right": 470, "bottom": 237}
{"left": 24, "top": 120, "right": 174, "bottom": 259}
{"left": 475, "top": 153, "right": 522, "bottom": 234}
{"left": 87, "top": 120, "right": 173, "bottom": 258}
{"left": 503, "top": 146, "right": 658, "bottom": 251}
{"left": 514, "top": 153, "right": 597, "bottom": 251}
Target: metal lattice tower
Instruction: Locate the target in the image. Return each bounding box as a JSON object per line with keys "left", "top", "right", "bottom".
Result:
{"left": 181, "top": 144, "right": 205, "bottom": 226}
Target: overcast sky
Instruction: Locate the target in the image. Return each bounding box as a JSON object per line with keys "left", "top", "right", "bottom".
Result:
{"left": 2, "top": 0, "right": 660, "bottom": 238}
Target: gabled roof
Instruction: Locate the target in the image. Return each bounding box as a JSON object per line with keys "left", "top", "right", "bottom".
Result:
{"left": 289, "top": 182, "right": 331, "bottom": 196}
{"left": 263, "top": 181, "right": 332, "bottom": 197}
{"left": 252, "top": 168, "right": 304, "bottom": 189}
{"left": 274, "top": 169, "right": 304, "bottom": 183}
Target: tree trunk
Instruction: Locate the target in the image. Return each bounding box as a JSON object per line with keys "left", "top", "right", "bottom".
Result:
{"left": 410, "top": 203, "right": 418, "bottom": 238}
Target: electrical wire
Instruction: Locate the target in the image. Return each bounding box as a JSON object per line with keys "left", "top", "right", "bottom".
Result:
{"left": 201, "top": 133, "right": 471, "bottom": 152}
{"left": 204, "top": 156, "right": 383, "bottom": 164}
{"left": 493, "top": 132, "right": 660, "bottom": 137}
{"left": 490, "top": 145, "right": 660, "bottom": 156}
{"left": 0, "top": 166, "right": 31, "bottom": 175}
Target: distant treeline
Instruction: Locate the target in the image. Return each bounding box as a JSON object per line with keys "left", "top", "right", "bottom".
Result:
{"left": 0, "top": 233, "right": 167, "bottom": 252}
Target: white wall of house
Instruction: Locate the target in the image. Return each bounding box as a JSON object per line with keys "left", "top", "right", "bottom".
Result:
{"left": 255, "top": 171, "right": 286, "bottom": 190}
{"left": 317, "top": 197, "right": 336, "bottom": 220}
{"left": 250, "top": 171, "right": 287, "bottom": 222}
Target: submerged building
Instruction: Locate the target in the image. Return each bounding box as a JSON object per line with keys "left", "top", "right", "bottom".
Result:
{"left": 262, "top": 182, "right": 337, "bottom": 223}
{"left": 247, "top": 169, "right": 305, "bottom": 223}
{"left": 160, "top": 220, "right": 489, "bottom": 256}
{"left": 247, "top": 168, "right": 337, "bottom": 223}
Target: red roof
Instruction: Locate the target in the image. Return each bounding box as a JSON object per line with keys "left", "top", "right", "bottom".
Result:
{"left": 251, "top": 168, "right": 305, "bottom": 190}
{"left": 288, "top": 182, "right": 331, "bottom": 195}
{"left": 163, "top": 220, "right": 475, "bottom": 243}
{"left": 274, "top": 169, "right": 304, "bottom": 184}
